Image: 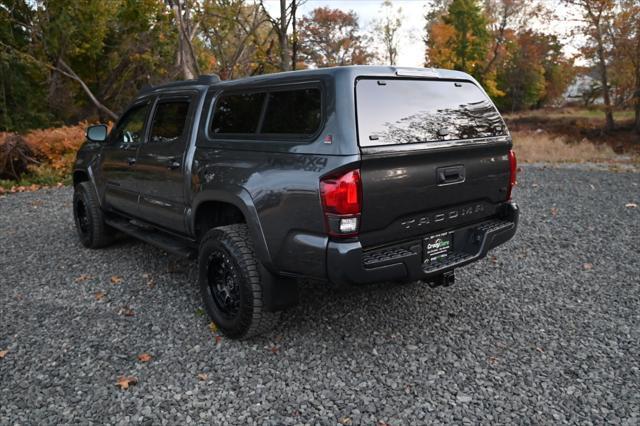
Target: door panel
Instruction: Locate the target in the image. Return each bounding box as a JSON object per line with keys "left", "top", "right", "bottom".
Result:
{"left": 101, "top": 102, "right": 151, "bottom": 215}
{"left": 134, "top": 97, "right": 193, "bottom": 233}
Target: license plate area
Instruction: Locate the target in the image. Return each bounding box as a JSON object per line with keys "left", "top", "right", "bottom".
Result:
{"left": 423, "top": 231, "right": 453, "bottom": 263}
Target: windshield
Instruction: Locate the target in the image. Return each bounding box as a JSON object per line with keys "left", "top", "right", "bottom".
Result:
{"left": 356, "top": 78, "right": 506, "bottom": 147}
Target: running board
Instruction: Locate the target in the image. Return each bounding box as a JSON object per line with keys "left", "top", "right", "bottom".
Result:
{"left": 106, "top": 218, "right": 196, "bottom": 259}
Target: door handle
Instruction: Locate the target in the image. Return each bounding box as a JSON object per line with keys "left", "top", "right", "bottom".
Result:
{"left": 437, "top": 165, "right": 465, "bottom": 185}
{"left": 168, "top": 158, "right": 181, "bottom": 170}
{"left": 127, "top": 157, "right": 136, "bottom": 166}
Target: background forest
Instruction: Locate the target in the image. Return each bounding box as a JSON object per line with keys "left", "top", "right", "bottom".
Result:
{"left": 0, "top": 0, "right": 638, "bottom": 191}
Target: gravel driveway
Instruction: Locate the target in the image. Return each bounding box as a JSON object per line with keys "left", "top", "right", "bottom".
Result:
{"left": 1, "top": 165, "right": 639, "bottom": 425}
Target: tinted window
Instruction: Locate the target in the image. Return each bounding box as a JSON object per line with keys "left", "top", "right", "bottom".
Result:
{"left": 261, "top": 88, "right": 321, "bottom": 135}
{"left": 211, "top": 92, "right": 265, "bottom": 134}
{"left": 150, "top": 101, "right": 189, "bottom": 143}
{"left": 356, "top": 79, "right": 506, "bottom": 147}
{"left": 112, "top": 104, "right": 148, "bottom": 146}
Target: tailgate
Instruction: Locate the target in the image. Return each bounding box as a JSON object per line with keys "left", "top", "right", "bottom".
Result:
{"left": 355, "top": 77, "right": 511, "bottom": 247}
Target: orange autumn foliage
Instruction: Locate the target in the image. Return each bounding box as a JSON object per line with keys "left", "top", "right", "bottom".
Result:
{"left": 0, "top": 122, "right": 113, "bottom": 187}
{"left": 22, "top": 123, "right": 88, "bottom": 173}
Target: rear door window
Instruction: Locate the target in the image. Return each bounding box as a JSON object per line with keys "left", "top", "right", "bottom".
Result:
{"left": 210, "top": 92, "right": 266, "bottom": 134}
{"left": 261, "top": 88, "right": 321, "bottom": 135}
{"left": 356, "top": 79, "right": 506, "bottom": 147}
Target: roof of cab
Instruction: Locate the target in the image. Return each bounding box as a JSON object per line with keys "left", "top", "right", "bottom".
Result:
{"left": 138, "top": 65, "right": 475, "bottom": 96}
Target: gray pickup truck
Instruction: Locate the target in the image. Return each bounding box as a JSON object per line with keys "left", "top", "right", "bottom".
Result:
{"left": 72, "top": 66, "right": 518, "bottom": 338}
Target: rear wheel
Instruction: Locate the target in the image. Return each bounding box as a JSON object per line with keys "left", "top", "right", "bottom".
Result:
{"left": 198, "top": 224, "right": 280, "bottom": 339}
{"left": 73, "top": 182, "right": 115, "bottom": 248}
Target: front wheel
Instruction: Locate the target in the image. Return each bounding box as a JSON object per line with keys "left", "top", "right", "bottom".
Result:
{"left": 198, "top": 224, "right": 280, "bottom": 339}
{"left": 73, "top": 182, "right": 115, "bottom": 248}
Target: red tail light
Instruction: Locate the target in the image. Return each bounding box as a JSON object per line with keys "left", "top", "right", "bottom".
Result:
{"left": 507, "top": 150, "right": 517, "bottom": 200}
{"left": 320, "top": 169, "right": 362, "bottom": 237}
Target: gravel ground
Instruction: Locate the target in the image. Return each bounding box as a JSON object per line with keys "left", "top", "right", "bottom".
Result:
{"left": 1, "top": 165, "right": 639, "bottom": 425}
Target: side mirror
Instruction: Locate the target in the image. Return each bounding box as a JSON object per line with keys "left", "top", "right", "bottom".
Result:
{"left": 86, "top": 124, "right": 108, "bottom": 143}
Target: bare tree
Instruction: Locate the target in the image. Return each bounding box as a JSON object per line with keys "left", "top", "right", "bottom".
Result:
{"left": 168, "top": 0, "right": 201, "bottom": 79}
{"left": 372, "top": 0, "right": 403, "bottom": 65}
{"left": 259, "top": 0, "right": 306, "bottom": 71}
{"left": 200, "top": 1, "right": 272, "bottom": 79}
{"left": 565, "top": 0, "right": 615, "bottom": 131}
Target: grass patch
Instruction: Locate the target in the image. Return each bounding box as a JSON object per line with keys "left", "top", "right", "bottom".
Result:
{"left": 506, "top": 108, "right": 634, "bottom": 121}
{"left": 511, "top": 130, "right": 631, "bottom": 163}
{"left": 0, "top": 164, "right": 71, "bottom": 191}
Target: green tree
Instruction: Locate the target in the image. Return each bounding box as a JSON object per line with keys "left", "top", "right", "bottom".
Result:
{"left": 0, "top": 0, "right": 50, "bottom": 131}
{"left": 495, "top": 31, "right": 547, "bottom": 111}
{"left": 441, "top": 0, "right": 489, "bottom": 76}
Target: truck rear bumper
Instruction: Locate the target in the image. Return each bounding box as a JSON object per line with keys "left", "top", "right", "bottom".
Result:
{"left": 327, "top": 202, "right": 519, "bottom": 286}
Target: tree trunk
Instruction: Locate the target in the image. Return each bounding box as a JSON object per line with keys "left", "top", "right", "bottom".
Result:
{"left": 635, "top": 88, "right": 640, "bottom": 134}
{"left": 171, "top": 0, "right": 199, "bottom": 80}
{"left": 635, "top": 23, "right": 640, "bottom": 134}
{"left": 589, "top": 7, "right": 615, "bottom": 132}
{"left": 279, "top": 0, "right": 290, "bottom": 71}
{"left": 291, "top": 0, "right": 297, "bottom": 70}
{"left": 596, "top": 40, "right": 615, "bottom": 131}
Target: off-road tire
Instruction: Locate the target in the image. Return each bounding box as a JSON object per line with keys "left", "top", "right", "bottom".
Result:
{"left": 198, "top": 224, "right": 281, "bottom": 339}
{"left": 73, "top": 181, "right": 115, "bottom": 248}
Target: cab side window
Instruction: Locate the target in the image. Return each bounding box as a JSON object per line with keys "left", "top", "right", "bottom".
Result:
{"left": 149, "top": 101, "right": 190, "bottom": 143}
{"left": 210, "top": 92, "right": 266, "bottom": 134}
{"left": 261, "top": 88, "right": 321, "bottom": 135}
{"left": 112, "top": 104, "right": 149, "bottom": 147}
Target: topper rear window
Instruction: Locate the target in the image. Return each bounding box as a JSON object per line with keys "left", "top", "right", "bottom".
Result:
{"left": 356, "top": 79, "right": 506, "bottom": 147}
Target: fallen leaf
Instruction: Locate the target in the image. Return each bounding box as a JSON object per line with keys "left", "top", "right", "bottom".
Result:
{"left": 339, "top": 417, "right": 353, "bottom": 426}
{"left": 208, "top": 322, "right": 218, "bottom": 333}
{"left": 269, "top": 345, "right": 279, "bottom": 354}
{"left": 0, "top": 350, "right": 7, "bottom": 359}
{"left": 142, "top": 273, "right": 155, "bottom": 288}
{"left": 488, "top": 356, "right": 498, "bottom": 365}
{"left": 137, "top": 353, "right": 152, "bottom": 362}
{"left": 583, "top": 263, "right": 593, "bottom": 270}
{"left": 110, "top": 275, "right": 123, "bottom": 285}
{"left": 214, "top": 335, "right": 222, "bottom": 345}
{"left": 75, "top": 274, "right": 93, "bottom": 283}
{"left": 550, "top": 207, "right": 558, "bottom": 217}
{"left": 625, "top": 203, "right": 637, "bottom": 209}
{"left": 119, "top": 306, "right": 134, "bottom": 317}
{"left": 115, "top": 376, "right": 138, "bottom": 390}
{"left": 95, "top": 291, "right": 106, "bottom": 301}
{"left": 197, "top": 373, "right": 208, "bottom": 381}
{"left": 195, "top": 308, "right": 205, "bottom": 317}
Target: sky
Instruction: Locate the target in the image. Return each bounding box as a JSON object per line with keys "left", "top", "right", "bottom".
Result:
{"left": 263, "top": 0, "right": 582, "bottom": 67}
